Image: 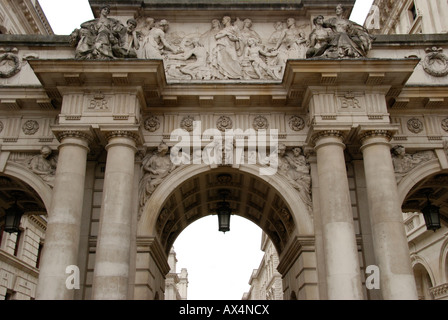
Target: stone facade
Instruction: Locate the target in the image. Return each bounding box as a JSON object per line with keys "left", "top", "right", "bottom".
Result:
{"left": 242, "top": 233, "right": 283, "bottom": 300}
{"left": 0, "top": 0, "right": 447, "bottom": 300}
{"left": 165, "top": 248, "right": 188, "bottom": 300}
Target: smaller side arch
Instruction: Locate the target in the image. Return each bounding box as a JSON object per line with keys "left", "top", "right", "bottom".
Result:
{"left": 397, "top": 159, "right": 442, "bottom": 204}
{"left": 3, "top": 161, "right": 53, "bottom": 211}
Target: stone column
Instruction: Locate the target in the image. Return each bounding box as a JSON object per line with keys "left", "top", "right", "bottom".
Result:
{"left": 36, "top": 131, "right": 91, "bottom": 300}
{"left": 314, "top": 130, "right": 363, "bottom": 300}
{"left": 360, "top": 130, "right": 418, "bottom": 300}
{"left": 91, "top": 131, "right": 138, "bottom": 300}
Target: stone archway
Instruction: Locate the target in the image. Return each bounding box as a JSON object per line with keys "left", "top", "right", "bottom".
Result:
{"left": 135, "top": 163, "right": 317, "bottom": 300}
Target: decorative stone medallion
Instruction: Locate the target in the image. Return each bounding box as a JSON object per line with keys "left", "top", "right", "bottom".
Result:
{"left": 253, "top": 115, "right": 269, "bottom": 131}
{"left": 216, "top": 116, "right": 233, "bottom": 132}
{"left": 0, "top": 52, "right": 21, "bottom": 78}
{"left": 442, "top": 118, "right": 448, "bottom": 132}
{"left": 180, "top": 116, "right": 195, "bottom": 132}
{"left": 423, "top": 47, "right": 448, "bottom": 77}
{"left": 22, "top": 120, "right": 39, "bottom": 135}
{"left": 288, "top": 115, "right": 306, "bottom": 132}
{"left": 407, "top": 118, "right": 424, "bottom": 134}
{"left": 144, "top": 116, "right": 161, "bottom": 132}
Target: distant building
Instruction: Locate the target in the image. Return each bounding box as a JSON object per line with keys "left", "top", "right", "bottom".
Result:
{"left": 243, "top": 233, "right": 282, "bottom": 300}
{"left": 165, "top": 248, "right": 188, "bottom": 300}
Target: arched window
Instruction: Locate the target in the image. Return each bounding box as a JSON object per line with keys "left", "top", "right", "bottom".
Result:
{"left": 413, "top": 264, "right": 433, "bottom": 300}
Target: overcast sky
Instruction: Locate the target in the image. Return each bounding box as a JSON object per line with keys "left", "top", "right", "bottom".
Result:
{"left": 38, "top": 0, "right": 374, "bottom": 300}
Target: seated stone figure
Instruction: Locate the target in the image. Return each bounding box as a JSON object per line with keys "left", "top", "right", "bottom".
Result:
{"left": 308, "top": 4, "right": 374, "bottom": 59}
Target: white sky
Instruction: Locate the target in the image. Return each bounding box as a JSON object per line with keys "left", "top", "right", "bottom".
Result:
{"left": 38, "top": 0, "right": 374, "bottom": 300}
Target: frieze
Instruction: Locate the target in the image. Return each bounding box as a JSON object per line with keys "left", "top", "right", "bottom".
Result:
{"left": 70, "top": 4, "right": 373, "bottom": 82}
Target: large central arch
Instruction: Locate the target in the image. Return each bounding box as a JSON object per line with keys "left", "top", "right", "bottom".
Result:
{"left": 135, "top": 163, "right": 317, "bottom": 300}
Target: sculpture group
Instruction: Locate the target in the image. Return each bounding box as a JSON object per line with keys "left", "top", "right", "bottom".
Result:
{"left": 70, "top": 4, "right": 374, "bottom": 81}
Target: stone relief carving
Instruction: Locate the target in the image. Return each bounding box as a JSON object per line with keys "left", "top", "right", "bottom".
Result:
{"left": 180, "top": 116, "right": 195, "bottom": 132}
{"left": 407, "top": 118, "right": 424, "bottom": 134}
{"left": 70, "top": 4, "right": 374, "bottom": 81}
{"left": 0, "top": 49, "right": 21, "bottom": 78}
{"left": 0, "top": 121, "right": 3, "bottom": 134}
{"left": 22, "top": 120, "right": 39, "bottom": 135}
{"left": 216, "top": 116, "right": 233, "bottom": 132}
{"left": 17, "top": 146, "right": 58, "bottom": 187}
{"left": 442, "top": 118, "right": 448, "bottom": 132}
{"left": 253, "top": 115, "right": 269, "bottom": 131}
{"left": 288, "top": 115, "right": 306, "bottom": 132}
{"left": 139, "top": 142, "right": 178, "bottom": 210}
{"left": 391, "top": 145, "right": 436, "bottom": 183}
{"left": 422, "top": 47, "right": 448, "bottom": 78}
{"left": 277, "top": 144, "right": 312, "bottom": 213}
{"left": 144, "top": 115, "right": 161, "bottom": 132}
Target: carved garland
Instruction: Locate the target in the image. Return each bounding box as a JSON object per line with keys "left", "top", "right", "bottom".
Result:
{"left": 423, "top": 47, "right": 448, "bottom": 77}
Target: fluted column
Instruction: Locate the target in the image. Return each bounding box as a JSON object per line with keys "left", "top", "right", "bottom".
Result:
{"left": 360, "top": 130, "right": 418, "bottom": 300}
{"left": 92, "top": 131, "right": 138, "bottom": 300}
{"left": 36, "top": 131, "right": 91, "bottom": 300}
{"left": 314, "top": 130, "right": 363, "bottom": 300}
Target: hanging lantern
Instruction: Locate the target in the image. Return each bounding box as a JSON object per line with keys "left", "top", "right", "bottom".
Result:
{"left": 4, "top": 200, "right": 23, "bottom": 233}
{"left": 421, "top": 193, "right": 441, "bottom": 232}
{"left": 216, "top": 190, "right": 231, "bottom": 233}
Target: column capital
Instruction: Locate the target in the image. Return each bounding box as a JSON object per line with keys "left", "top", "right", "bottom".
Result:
{"left": 359, "top": 126, "right": 399, "bottom": 152}
{"left": 311, "top": 130, "right": 346, "bottom": 150}
{"left": 52, "top": 126, "right": 94, "bottom": 152}
{"left": 104, "top": 130, "right": 141, "bottom": 144}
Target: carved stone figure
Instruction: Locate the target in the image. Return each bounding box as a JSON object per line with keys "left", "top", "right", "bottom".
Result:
{"left": 27, "top": 146, "right": 58, "bottom": 187}
{"left": 112, "top": 18, "right": 140, "bottom": 58}
{"left": 141, "top": 19, "right": 181, "bottom": 59}
{"left": 311, "top": 4, "right": 373, "bottom": 59}
{"left": 306, "top": 15, "right": 333, "bottom": 59}
{"left": 139, "top": 142, "right": 177, "bottom": 208}
{"left": 74, "top": 5, "right": 125, "bottom": 60}
{"left": 277, "top": 144, "right": 312, "bottom": 212}
{"left": 391, "top": 145, "right": 436, "bottom": 182}
{"left": 273, "top": 18, "right": 307, "bottom": 60}
{"left": 213, "top": 16, "right": 244, "bottom": 80}
{"left": 169, "top": 38, "right": 210, "bottom": 80}
{"left": 243, "top": 38, "right": 279, "bottom": 80}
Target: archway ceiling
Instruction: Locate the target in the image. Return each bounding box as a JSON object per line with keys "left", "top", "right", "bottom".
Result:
{"left": 155, "top": 168, "right": 297, "bottom": 255}
{"left": 0, "top": 173, "right": 47, "bottom": 221}
{"left": 402, "top": 173, "right": 448, "bottom": 226}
